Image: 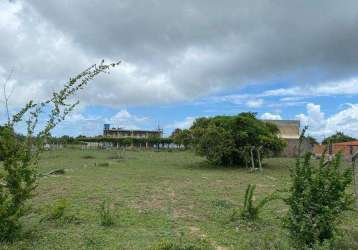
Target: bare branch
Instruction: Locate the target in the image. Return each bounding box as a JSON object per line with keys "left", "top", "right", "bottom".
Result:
{"left": 2, "top": 67, "right": 15, "bottom": 124}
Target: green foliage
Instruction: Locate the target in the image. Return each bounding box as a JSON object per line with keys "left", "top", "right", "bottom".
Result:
{"left": 322, "top": 131, "right": 356, "bottom": 145}
{"left": 240, "top": 184, "right": 273, "bottom": 221}
{"left": 284, "top": 132, "right": 354, "bottom": 248}
{"left": 98, "top": 199, "right": 115, "bottom": 226}
{"left": 190, "top": 113, "right": 285, "bottom": 166}
{"left": 0, "top": 61, "right": 119, "bottom": 241}
{"left": 42, "top": 198, "right": 68, "bottom": 221}
{"left": 192, "top": 125, "right": 237, "bottom": 166}
{"left": 41, "top": 198, "right": 81, "bottom": 225}
{"left": 171, "top": 129, "right": 192, "bottom": 149}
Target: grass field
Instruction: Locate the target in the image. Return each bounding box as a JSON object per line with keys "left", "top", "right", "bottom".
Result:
{"left": 1, "top": 148, "right": 358, "bottom": 249}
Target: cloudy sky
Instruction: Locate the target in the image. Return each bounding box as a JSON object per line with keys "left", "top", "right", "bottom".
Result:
{"left": 1, "top": 0, "right": 358, "bottom": 140}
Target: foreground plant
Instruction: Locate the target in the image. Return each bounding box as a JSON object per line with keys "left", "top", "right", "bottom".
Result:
{"left": 284, "top": 131, "right": 354, "bottom": 248}
{"left": 0, "top": 61, "right": 119, "bottom": 241}
{"left": 238, "top": 184, "right": 274, "bottom": 221}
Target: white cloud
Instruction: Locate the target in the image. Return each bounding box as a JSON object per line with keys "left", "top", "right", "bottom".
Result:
{"left": 107, "top": 109, "right": 149, "bottom": 129}
{"left": 48, "top": 109, "right": 150, "bottom": 136}
{"left": 246, "top": 98, "right": 264, "bottom": 108}
{"left": 166, "top": 117, "right": 196, "bottom": 129}
{"left": 262, "top": 78, "right": 358, "bottom": 98}
{"left": 296, "top": 103, "right": 358, "bottom": 140}
{"left": 260, "top": 112, "right": 282, "bottom": 120}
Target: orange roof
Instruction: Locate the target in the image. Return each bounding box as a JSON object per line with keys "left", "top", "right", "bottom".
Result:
{"left": 333, "top": 140, "right": 358, "bottom": 146}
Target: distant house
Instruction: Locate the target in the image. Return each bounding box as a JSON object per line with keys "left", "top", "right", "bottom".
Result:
{"left": 103, "top": 124, "right": 162, "bottom": 138}
{"left": 263, "top": 120, "right": 312, "bottom": 157}
{"left": 313, "top": 140, "right": 358, "bottom": 160}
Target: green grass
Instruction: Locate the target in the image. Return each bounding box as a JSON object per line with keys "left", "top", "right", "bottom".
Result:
{"left": 1, "top": 148, "right": 358, "bottom": 249}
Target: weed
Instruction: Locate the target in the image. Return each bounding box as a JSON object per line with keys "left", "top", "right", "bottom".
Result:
{"left": 43, "top": 198, "right": 68, "bottom": 221}
{"left": 98, "top": 199, "right": 115, "bottom": 226}
{"left": 41, "top": 199, "right": 81, "bottom": 224}
{"left": 240, "top": 184, "right": 273, "bottom": 221}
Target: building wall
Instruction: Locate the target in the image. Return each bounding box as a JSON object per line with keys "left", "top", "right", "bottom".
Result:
{"left": 314, "top": 143, "right": 358, "bottom": 160}
{"left": 280, "top": 138, "right": 313, "bottom": 157}
{"left": 104, "top": 130, "right": 162, "bottom": 138}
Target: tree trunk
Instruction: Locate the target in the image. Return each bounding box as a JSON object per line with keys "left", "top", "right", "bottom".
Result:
{"left": 250, "top": 147, "right": 255, "bottom": 170}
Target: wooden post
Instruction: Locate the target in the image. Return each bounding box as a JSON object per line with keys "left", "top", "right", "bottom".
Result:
{"left": 352, "top": 152, "right": 358, "bottom": 209}
{"left": 257, "top": 146, "right": 263, "bottom": 171}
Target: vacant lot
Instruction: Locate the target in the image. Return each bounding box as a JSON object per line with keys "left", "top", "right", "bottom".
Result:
{"left": 1, "top": 148, "right": 358, "bottom": 249}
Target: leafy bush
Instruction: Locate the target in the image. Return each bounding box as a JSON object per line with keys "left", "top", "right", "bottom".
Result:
{"left": 0, "top": 61, "right": 119, "bottom": 241}
{"left": 171, "top": 128, "right": 192, "bottom": 149}
{"left": 41, "top": 198, "right": 81, "bottom": 224}
{"left": 284, "top": 135, "right": 354, "bottom": 248}
{"left": 42, "top": 198, "right": 68, "bottom": 221}
{"left": 190, "top": 113, "right": 285, "bottom": 167}
{"left": 49, "top": 199, "right": 67, "bottom": 220}
{"left": 98, "top": 199, "right": 115, "bottom": 226}
{"left": 239, "top": 184, "right": 273, "bottom": 221}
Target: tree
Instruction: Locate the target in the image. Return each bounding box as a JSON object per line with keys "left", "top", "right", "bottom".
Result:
{"left": 171, "top": 128, "right": 192, "bottom": 149}
{"left": 322, "top": 131, "right": 355, "bottom": 145}
{"left": 190, "top": 113, "right": 285, "bottom": 167}
{"left": 0, "top": 61, "right": 119, "bottom": 241}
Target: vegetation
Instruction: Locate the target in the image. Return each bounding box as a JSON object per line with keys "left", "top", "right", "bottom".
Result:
{"left": 149, "top": 238, "right": 213, "bottom": 250}
{"left": 80, "top": 136, "right": 173, "bottom": 148}
{"left": 322, "top": 131, "right": 356, "bottom": 145}
{"left": 284, "top": 138, "right": 354, "bottom": 248}
{"left": 0, "top": 61, "right": 119, "bottom": 241}
{"left": 0, "top": 149, "right": 356, "bottom": 249}
{"left": 98, "top": 199, "right": 115, "bottom": 227}
{"left": 239, "top": 184, "right": 274, "bottom": 221}
{"left": 171, "top": 129, "right": 192, "bottom": 149}
{"left": 42, "top": 198, "right": 68, "bottom": 221}
{"left": 190, "top": 113, "right": 286, "bottom": 167}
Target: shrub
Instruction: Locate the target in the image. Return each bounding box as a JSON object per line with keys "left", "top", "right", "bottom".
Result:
{"left": 190, "top": 113, "right": 285, "bottom": 167}
{"left": 42, "top": 198, "right": 68, "bottom": 221}
{"left": 98, "top": 199, "right": 115, "bottom": 226}
{"left": 283, "top": 133, "right": 354, "bottom": 248}
{"left": 41, "top": 198, "right": 81, "bottom": 225}
{"left": 171, "top": 129, "right": 192, "bottom": 149}
{"left": 0, "top": 61, "right": 119, "bottom": 241}
{"left": 239, "top": 184, "right": 273, "bottom": 221}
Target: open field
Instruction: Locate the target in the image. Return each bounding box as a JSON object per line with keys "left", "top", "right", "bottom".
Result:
{"left": 1, "top": 148, "right": 358, "bottom": 249}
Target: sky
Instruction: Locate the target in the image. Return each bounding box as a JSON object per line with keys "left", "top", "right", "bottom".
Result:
{"left": 1, "top": 0, "right": 358, "bottom": 141}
